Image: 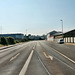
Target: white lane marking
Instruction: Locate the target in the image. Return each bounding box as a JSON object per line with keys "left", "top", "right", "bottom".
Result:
{"left": 43, "top": 52, "right": 53, "bottom": 60}
{"left": 33, "top": 45, "right": 36, "bottom": 50}
{"left": 33, "top": 47, "right": 35, "bottom": 49}
{"left": 49, "top": 56, "right": 53, "bottom": 61}
{"left": 54, "top": 56, "right": 75, "bottom": 71}
{"left": 43, "top": 52, "right": 49, "bottom": 58}
{"left": 41, "top": 44, "right": 75, "bottom": 71}
{"left": 43, "top": 49, "right": 74, "bottom": 70}
{"left": 49, "top": 46, "right": 75, "bottom": 64}
{"left": 38, "top": 57, "right": 51, "bottom": 75}
{"left": 33, "top": 45, "right": 35, "bottom": 50}
{"left": 19, "top": 50, "right": 34, "bottom": 75}
{"left": 9, "top": 53, "right": 20, "bottom": 62}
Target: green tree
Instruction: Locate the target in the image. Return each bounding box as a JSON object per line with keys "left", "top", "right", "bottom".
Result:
{"left": 7, "top": 37, "right": 16, "bottom": 45}
{"left": 1, "top": 36, "right": 8, "bottom": 45}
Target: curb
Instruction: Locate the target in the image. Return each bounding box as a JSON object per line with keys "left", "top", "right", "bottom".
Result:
{"left": 0, "top": 43, "right": 22, "bottom": 50}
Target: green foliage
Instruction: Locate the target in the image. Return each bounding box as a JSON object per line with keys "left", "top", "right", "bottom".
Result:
{"left": 7, "top": 37, "right": 16, "bottom": 45}
{"left": 21, "top": 38, "right": 28, "bottom": 42}
{"left": 0, "top": 36, "right": 29, "bottom": 46}
{"left": 15, "top": 40, "right": 19, "bottom": 43}
{"left": 0, "top": 36, "right": 8, "bottom": 45}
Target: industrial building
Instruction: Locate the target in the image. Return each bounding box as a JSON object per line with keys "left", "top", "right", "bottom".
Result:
{"left": 0, "top": 33, "right": 24, "bottom": 40}
{"left": 47, "top": 31, "right": 62, "bottom": 41}
{"left": 64, "top": 29, "right": 75, "bottom": 43}
{"left": 47, "top": 29, "right": 75, "bottom": 43}
{"left": 54, "top": 29, "right": 75, "bottom": 43}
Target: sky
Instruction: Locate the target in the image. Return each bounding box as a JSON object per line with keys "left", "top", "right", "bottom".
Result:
{"left": 0, "top": 0, "right": 75, "bottom": 35}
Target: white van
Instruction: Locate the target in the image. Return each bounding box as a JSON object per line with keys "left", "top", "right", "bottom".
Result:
{"left": 58, "top": 39, "right": 64, "bottom": 44}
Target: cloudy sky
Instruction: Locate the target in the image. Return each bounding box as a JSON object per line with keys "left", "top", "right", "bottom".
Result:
{"left": 0, "top": 0, "right": 75, "bottom": 35}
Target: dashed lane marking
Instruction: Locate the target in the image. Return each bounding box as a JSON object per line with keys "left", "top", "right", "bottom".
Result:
{"left": 33, "top": 45, "right": 36, "bottom": 50}
{"left": 9, "top": 53, "right": 20, "bottom": 62}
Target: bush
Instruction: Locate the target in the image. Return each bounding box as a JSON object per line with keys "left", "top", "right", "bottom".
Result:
{"left": 21, "top": 38, "right": 28, "bottom": 42}
{"left": 15, "top": 40, "right": 19, "bottom": 43}
{"left": 1, "top": 36, "right": 8, "bottom": 45}
{"left": 7, "top": 37, "right": 16, "bottom": 45}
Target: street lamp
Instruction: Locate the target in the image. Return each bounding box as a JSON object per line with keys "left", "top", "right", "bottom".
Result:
{"left": 60, "top": 19, "right": 63, "bottom": 33}
{"left": 60, "top": 19, "right": 63, "bottom": 38}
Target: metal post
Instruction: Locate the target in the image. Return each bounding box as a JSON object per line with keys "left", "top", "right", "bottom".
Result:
{"left": 60, "top": 20, "right": 63, "bottom": 38}
{"left": 60, "top": 20, "right": 63, "bottom": 34}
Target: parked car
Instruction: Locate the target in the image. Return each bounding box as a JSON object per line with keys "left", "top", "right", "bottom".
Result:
{"left": 58, "top": 39, "right": 64, "bottom": 44}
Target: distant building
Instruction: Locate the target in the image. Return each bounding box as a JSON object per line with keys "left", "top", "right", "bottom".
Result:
{"left": 47, "top": 31, "right": 58, "bottom": 41}
{"left": 40, "top": 35, "right": 47, "bottom": 40}
{"left": 34, "top": 36, "right": 40, "bottom": 40}
{"left": 24, "top": 35, "right": 28, "bottom": 39}
{"left": 27, "top": 34, "right": 35, "bottom": 40}
{"left": 0, "top": 33, "right": 24, "bottom": 40}
{"left": 47, "top": 30, "right": 62, "bottom": 41}
{"left": 53, "top": 32, "right": 63, "bottom": 41}
{"left": 29, "top": 35, "right": 35, "bottom": 40}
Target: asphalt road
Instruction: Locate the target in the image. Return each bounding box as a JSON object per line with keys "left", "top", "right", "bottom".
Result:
{"left": 0, "top": 41, "right": 75, "bottom": 75}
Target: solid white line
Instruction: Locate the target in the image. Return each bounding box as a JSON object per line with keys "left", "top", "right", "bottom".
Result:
{"left": 54, "top": 56, "right": 75, "bottom": 71}
{"left": 19, "top": 50, "right": 34, "bottom": 75}
{"left": 40, "top": 43, "right": 75, "bottom": 70}
{"left": 49, "top": 46, "right": 75, "bottom": 64}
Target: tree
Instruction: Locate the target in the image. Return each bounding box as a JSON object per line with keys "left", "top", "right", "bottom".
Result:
{"left": 7, "top": 37, "right": 16, "bottom": 44}
{"left": 1, "top": 36, "right": 8, "bottom": 45}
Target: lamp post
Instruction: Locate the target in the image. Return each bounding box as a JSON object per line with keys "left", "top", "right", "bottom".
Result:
{"left": 60, "top": 20, "right": 63, "bottom": 33}
{"left": 60, "top": 19, "right": 63, "bottom": 38}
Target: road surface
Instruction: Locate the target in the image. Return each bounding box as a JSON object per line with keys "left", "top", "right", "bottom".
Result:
{"left": 0, "top": 41, "right": 75, "bottom": 75}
